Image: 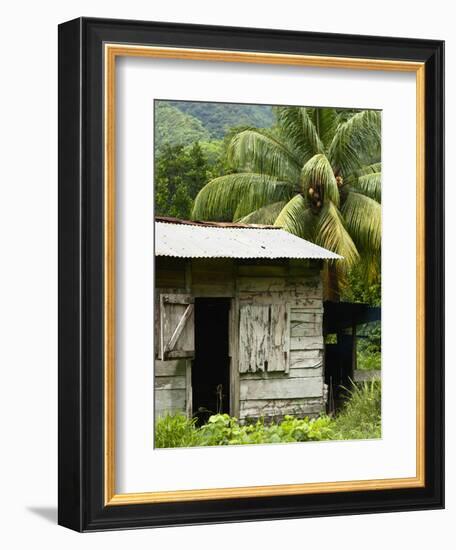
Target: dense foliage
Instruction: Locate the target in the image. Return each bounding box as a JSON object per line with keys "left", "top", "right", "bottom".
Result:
{"left": 356, "top": 338, "right": 381, "bottom": 371}
{"left": 155, "top": 103, "right": 210, "bottom": 154}
{"left": 341, "top": 264, "right": 381, "bottom": 306}
{"left": 155, "top": 142, "right": 210, "bottom": 219}
{"left": 167, "top": 101, "right": 274, "bottom": 139}
{"left": 155, "top": 381, "right": 381, "bottom": 448}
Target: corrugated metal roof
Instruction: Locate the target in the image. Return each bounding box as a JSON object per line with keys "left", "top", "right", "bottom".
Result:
{"left": 155, "top": 220, "right": 342, "bottom": 260}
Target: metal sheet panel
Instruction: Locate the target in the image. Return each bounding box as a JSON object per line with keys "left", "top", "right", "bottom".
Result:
{"left": 155, "top": 221, "right": 342, "bottom": 260}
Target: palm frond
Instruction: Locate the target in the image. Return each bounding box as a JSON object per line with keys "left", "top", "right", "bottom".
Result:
{"left": 328, "top": 110, "right": 381, "bottom": 176}
{"left": 354, "top": 172, "right": 382, "bottom": 202}
{"left": 308, "top": 107, "right": 339, "bottom": 148}
{"left": 300, "top": 154, "right": 340, "bottom": 207}
{"left": 228, "top": 129, "right": 301, "bottom": 182}
{"left": 344, "top": 162, "right": 382, "bottom": 200}
{"left": 273, "top": 195, "right": 317, "bottom": 240}
{"left": 345, "top": 162, "right": 381, "bottom": 184}
{"left": 315, "top": 201, "right": 359, "bottom": 269}
{"left": 341, "top": 191, "right": 381, "bottom": 253}
{"left": 355, "top": 162, "right": 382, "bottom": 177}
{"left": 237, "top": 201, "right": 288, "bottom": 225}
{"left": 357, "top": 251, "right": 381, "bottom": 283}
{"left": 191, "top": 173, "right": 293, "bottom": 222}
{"left": 274, "top": 107, "right": 324, "bottom": 163}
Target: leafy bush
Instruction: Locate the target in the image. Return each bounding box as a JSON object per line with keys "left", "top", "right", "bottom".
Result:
{"left": 155, "top": 412, "right": 340, "bottom": 448}
{"left": 196, "top": 414, "right": 333, "bottom": 446}
{"left": 155, "top": 381, "right": 381, "bottom": 448}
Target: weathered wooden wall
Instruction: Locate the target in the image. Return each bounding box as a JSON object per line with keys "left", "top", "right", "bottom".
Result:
{"left": 154, "top": 359, "right": 187, "bottom": 417}
{"left": 154, "top": 257, "right": 191, "bottom": 420}
{"left": 154, "top": 256, "right": 326, "bottom": 423}
{"left": 237, "top": 259, "right": 326, "bottom": 422}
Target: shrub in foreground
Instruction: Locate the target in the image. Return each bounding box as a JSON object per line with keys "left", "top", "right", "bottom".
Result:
{"left": 196, "top": 414, "right": 333, "bottom": 446}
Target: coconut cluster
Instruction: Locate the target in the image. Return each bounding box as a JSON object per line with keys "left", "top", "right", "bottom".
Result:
{"left": 308, "top": 186, "right": 322, "bottom": 209}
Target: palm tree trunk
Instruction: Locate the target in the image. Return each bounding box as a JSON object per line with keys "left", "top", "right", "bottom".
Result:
{"left": 323, "top": 262, "right": 340, "bottom": 302}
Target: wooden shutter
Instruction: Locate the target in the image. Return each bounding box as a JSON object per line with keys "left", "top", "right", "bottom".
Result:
{"left": 159, "top": 294, "right": 195, "bottom": 361}
{"left": 239, "top": 303, "right": 289, "bottom": 373}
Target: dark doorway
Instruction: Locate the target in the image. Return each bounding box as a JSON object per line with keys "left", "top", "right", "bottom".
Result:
{"left": 192, "top": 298, "right": 231, "bottom": 425}
{"left": 323, "top": 300, "right": 381, "bottom": 412}
{"left": 325, "top": 334, "right": 355, "bottom": 412}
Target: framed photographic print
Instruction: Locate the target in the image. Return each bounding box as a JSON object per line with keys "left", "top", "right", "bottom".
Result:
{"left": 58, "top": 17, "right": 444, "bottom": 531}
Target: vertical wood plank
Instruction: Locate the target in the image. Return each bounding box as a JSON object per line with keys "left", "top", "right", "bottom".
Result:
{"left": 239, "top": 304, "right": 269, "bottom": 372}
{"left": 185, "top": 360, "right": 192, "bottom": 418}
{"left": 238, "top": 302, "right": 290, "bottom": 373}
{"left": 268, "top": 304, "right": 289, "bottom": 372}
{"left": 185, "top": 260, "right": 192, "bottom": 292}
{"left": 229, "top": 297, "right": 240, "bottom": 418}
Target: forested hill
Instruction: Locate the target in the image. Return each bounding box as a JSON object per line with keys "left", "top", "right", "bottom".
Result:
{"left": 155, "top": 102, "right": 211, "bottom": 153}
{"left": 154, "top": 100, "right": 274, "bottom": 219}
{"left": 155, "top": 100, "right": 274, "bottom": 151}
{"left": 167, "top": 101, "right": 274, "bottom": 139}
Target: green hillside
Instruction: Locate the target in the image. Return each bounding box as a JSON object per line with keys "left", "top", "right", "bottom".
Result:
{"left": 166, "top": 101, "right": 274, "bottom": 139}
{"left": 155, "top": 102, "right": 210, "bottom": 153}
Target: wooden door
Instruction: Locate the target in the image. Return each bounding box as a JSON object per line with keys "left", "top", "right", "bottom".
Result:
{"left": 158, "top": 293, "right": 195, "bottom": 361}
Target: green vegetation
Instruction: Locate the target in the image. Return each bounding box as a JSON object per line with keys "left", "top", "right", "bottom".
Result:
{"left": 155, "top": 103, "right": 210, "bottom": 153}
{"left": 341, "top": 264, "right": 381, "bottom": 371}
{"left": 155, "top": 413, "right": 200, "bottom": 448}
{"left": 155, "top": 381, "right": 381, "bottom": 448}
{"left": 155, "top": 142, "right": 211, "bottom": 219}
{"left": 357, "top": 349, "right": 381, "bottom": 371}
{"left": 341, "top": 263, "right": 381, "bottom": 306}
{"left": 167, "top": 101, "right": 274, "bottom": 139}
{"left": 331, "top": 381, "right": 381, "bottom": 439}
{"left": 357, "top": 322, "right": 381, "bottom": 371}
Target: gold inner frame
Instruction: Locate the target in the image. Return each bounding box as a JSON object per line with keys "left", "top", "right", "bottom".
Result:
{"left": 104, "top": 44, "right": 426, "bottom": 506}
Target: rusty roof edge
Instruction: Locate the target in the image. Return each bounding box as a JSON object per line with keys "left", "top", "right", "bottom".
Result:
{"left": 155, "top": 215, "right": 281, "bottom": 230}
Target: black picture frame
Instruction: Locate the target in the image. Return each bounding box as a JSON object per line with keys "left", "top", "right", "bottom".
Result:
{"left": 58, "top": 17, "right": 444, "bottom": 532}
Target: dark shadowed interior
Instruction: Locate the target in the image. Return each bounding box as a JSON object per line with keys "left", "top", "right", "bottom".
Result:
{"left": 192, "top": 298, "right": 231, "bottom": 425}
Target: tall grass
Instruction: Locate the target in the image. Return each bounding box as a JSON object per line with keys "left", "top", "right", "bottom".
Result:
{"left": 331, "top": 380, "right": 381, "bottom": 440}
{"left": 154, "top": 413, "right": 199, "bottom": 448}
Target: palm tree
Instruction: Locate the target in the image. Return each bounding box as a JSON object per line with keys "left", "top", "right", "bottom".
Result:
{"left": 191, "top": 107, "right": 381, "bottom": 300}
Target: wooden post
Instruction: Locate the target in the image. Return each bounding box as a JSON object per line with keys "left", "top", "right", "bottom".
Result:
{"left": 185, "top": 360, "right": 192, "bottom": 418}
{"left": 185, "top": 261, "right": 192, "bottom": 418}
{"left": 229, "top": 297, "right": 240, "bottom": 418}
{"left": 185, "top": 260, "right": 192, "bottom": 292}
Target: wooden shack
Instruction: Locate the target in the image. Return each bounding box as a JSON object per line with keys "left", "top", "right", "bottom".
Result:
{"left": 154, "top": 216, "right": 341, "bottom": 424}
